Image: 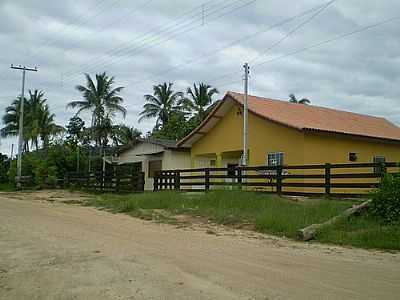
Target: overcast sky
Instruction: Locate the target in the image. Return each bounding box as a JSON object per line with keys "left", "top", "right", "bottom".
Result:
{"left": 0, "top": 0, "right": 399, "bottom": 155}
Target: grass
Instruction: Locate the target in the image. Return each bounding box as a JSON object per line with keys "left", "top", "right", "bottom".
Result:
{"left": 317, "top": 215, "right": 400, "bottom": 250}
{"left": 86, "top": 190, "right": 400, "bottom": 250}
{"left": 0, "top": 182, "right": 15, "bottom": 192}
{"left": 87, "top": 190, "right": 355, "bottom": 239}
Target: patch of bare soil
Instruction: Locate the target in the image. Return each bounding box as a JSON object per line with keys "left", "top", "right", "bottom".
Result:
{"left": 0, "top": 189, "right": 92, "bottom": 205}
{"left": 1, "top": 191, "right": 399, "bottom": 299}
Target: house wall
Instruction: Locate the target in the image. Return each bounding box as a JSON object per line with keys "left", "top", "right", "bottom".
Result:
{"left": 302, "top": 132, "right": 400, "bottom": 194}
{"left": 118, "top": 143, "right": 165, "bottom": 162}
{"left": 190, "top": 103, "right": 400, "bottom": 194}
{"left": 118, "top": 143, "right": 191, "bottom": 191}
{"left": 191, "top": 103, "right": 305, "bottom": 167}
{"left": 303, "top": 132, "right": 400, "bottom": 164}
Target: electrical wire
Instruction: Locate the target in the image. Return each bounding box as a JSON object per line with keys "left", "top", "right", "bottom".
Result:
{"left": 62, "top": 0, "right": 257, "bottom": 83}
{"left": 130, "top": 0, "right": 336, "bottom": 87}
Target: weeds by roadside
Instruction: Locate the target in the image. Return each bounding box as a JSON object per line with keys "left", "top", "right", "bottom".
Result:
{"left": 87, "top": 190, "right": 354, "bottom": 238}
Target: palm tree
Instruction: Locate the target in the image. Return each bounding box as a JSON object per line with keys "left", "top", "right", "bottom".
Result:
{"left": 112, "top": 125, "right": 141, "bottom": 146}
{"left": 181, "top": 83, "right": 219, "bottom": 120}
{"left": 67, "top": 72, "right": 126, "bottom": 147}
{"left": 1, "top": 90, "right": 62, "bottom": 151}
{"left": 37, "top": 104, "right": 64, "bottom": 149}
{"left": 1, "top": 97, "right": 24, "bottom": 138}
{"left": 139, "top": 82, "right": 183, "bottom": 128}
{"left": 289, "top": 94, "right": 310, "bottom": 105}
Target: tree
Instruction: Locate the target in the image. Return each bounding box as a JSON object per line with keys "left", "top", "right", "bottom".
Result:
{"left": 139, "top": 82, "right": 183, "bottom": 128}
{"left": 33, "top": 92, "right": 64, "bottom": 149}
{"left": 1, "top": 97, "right": 27, "bottom": 144}
{"left": 181, "top": 83, "right": 219, "bottom": 120}
{"left": 151, "top": 111, "right": 198, "bottom": 141}
{"left": 67, "top": 72, "right": 126, "bottom": 147}
{"left": 289, "top": 94, "right": 310, "bottom": 105}
{"left": 0, "top": 153, "right": 10, "bottom": 183}
{"left": 1, "top": 90, "right": 63, "bottom": 151}
{"left": 66, "top": 116, "right": 86, "bottom": 146}
{"left": 112, "top": 125, "right": 141, "bottom": 146}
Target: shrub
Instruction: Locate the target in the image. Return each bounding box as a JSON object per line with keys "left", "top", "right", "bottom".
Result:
{"left": 370, "top": 174, "right": 400, "bottom": 223}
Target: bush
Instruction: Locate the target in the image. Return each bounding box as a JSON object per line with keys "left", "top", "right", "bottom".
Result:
{"left": 370, "top": 174, "right": 400, "bottom": 223}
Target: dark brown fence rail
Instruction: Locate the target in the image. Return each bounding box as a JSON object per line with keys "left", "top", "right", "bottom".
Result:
{"left": 154, "top": 162, "right": 399, "bottom": 196}
{"left": 65, "top": 171, "right": 145, "bottom": 193}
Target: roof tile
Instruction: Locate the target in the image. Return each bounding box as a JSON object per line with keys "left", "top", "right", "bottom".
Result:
{"left": 228, "top": 91, "right": 400, "bottom": 141}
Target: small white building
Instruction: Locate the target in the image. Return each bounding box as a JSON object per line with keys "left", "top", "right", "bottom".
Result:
{"left": 116, "top": 138, "right": 191, "bottom": 191}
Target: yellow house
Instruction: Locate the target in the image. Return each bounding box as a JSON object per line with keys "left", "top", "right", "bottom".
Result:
{"left": 177, "top": 92, "right": 400, "bottom": 193}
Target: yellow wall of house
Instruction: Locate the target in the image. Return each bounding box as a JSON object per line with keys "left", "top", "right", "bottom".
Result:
{"left": 190, "top": 103, "right": 400, "bottom": 194}
{"left": 192, "top": 102, "right": 400, "bottom": 166}
{"left": 304, "top": 133, "right": 400, "bottom": 164}
{"left": 191, "top": 103, "right": 305, "bottom": 167}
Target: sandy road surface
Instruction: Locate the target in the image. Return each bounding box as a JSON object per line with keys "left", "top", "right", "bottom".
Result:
{"left": 0, "top": 191, "right": 399, "bottom": 300}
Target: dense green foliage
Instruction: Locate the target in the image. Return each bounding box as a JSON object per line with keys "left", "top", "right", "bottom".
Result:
{"left": 67, "top": 72, "right": 126, "bottom": 148}
{"left": 0, "top": 153, "right": 10, "bottom": 183}
{"left": 141, "top": 82, "right": 219, "bottom": 141}
{"left": 370, "top": 174, "right": 400, "bottom": 223}
{"left": 181, "top": 83, "right": 219, "bottom": 120}
{"left": 7, "top": 144, "right": 90, "bottom": 187}
{"left": 1, "top": 90, "right": 63, "bottom": 150}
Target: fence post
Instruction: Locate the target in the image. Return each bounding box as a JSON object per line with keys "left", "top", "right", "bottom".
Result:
{"left": 64, "top": 173, "right": 69, "bottom": 188}
{"left": 276, "top": 166, "right": 282, "bottom": 195}
{"left": 237, "top": 168, "right": 242, "bottom": 189}
{"left": 169, "top": 171, "right": 173, "bottom": 190}
{"left": 325, "top": 163, "right": 331, "bottom": 197}
{"left": 381, "top": 162, "right": 387, "bottom": 176}
{"left": 205, "top": 168, "right": 210, "bottom": 191}
{"left": 154, "top": 171, "right": 160, "bottom": 191}
{"left": 174, "top": 171, "right": 180, "bottom": 191}
{"left": 153, "top": 176, "right": 158, "bottom": 191}
{"left": 140, "top": 172, "right": 145, "bottom": 192}
{"left": 116, "top": 174, "right": 120, "bottom": 193}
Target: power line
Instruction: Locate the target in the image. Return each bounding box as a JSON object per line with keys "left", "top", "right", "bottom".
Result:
{"left": 60, "top": 0, "right": 156, "bottom": 61}
{"left": 61, "top": 0, "right": 220, "bottom": 79}
{"left": 253, "top": 16, "right": 400, "bottom": 68}
{"left": 130, "top": 0, "right": 335, "bottom": 87}
{"left": 62, "top": 0, "right": 257, "bottom": 83}
{"left": 249, "top": 0, "right": 336, "bottom": 63}
{"left": 206, "top": 15, "right": 400, "bottom": 89}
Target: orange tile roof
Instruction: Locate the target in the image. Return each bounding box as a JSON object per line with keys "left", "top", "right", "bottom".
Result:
{"left": 228, "top": 91, "right": 400, "bottom": 142}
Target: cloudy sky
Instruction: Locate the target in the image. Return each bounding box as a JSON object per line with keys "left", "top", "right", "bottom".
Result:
{"left": 0, "top": 0, "right": 399, "bottom": 155}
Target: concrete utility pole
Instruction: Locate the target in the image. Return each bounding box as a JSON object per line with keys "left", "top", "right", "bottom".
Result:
{"left": 10, "top": 64, "right": 38, "bottom": 187}
{"left": 242, "top": 63, "right": 250, "bottom": 166}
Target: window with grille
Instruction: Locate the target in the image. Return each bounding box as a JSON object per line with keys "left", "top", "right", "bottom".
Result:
{"left": 267, "top": 152, "right": 284, "bottom": 166}
{"left": 148, "top": 160, "right": 162, "bottom": 178}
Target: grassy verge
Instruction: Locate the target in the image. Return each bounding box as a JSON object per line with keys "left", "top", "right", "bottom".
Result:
{"left": 0, "top": 182, "right": 15, "bottom": 192}
{"left": 86, "top": 191, "right": 400, "bottom": 250}
{"left": 87, "top": 191, "right": 355, "bottom": 239}
{"left": 317, "top": 215, "right": 400, "bottom": 250}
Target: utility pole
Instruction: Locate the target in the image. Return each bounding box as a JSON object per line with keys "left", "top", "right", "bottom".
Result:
{"left": 242, "top": 63, "right": 250, "bottom": 167}
{"left": 10, "top": 144, "right": 14, "bottom": 159}
{"left": 10, "top": 64, "right": 38, "bottom": 187}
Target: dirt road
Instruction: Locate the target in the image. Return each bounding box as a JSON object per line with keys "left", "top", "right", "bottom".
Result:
{"left": 0, "top": 191, "right": 399, "bottom": 300}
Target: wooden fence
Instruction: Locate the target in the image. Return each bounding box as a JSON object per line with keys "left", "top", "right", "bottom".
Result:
{"left": 154, "top": 162, "right": 399, "bottom": 196}
{"left": 65, "top": 171, "right": 145, "bottom": 193}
